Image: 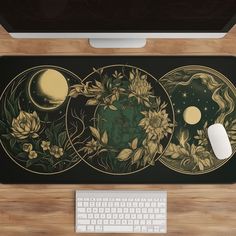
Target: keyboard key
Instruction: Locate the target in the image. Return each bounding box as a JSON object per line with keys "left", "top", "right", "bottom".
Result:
{"left": 137, "top": 214, "right": 142, "bottom": 219}
{"left": 78, "top": 219, "right": 90, "bottom": 225}
{"left": 77, "top": 214, "right": 87, "bottom": 219}
{"left": 77, "top": 225, "right": 86, "bottom": 232}
{"left": 95, "top": 226, "right": 103, "bottom": 232}
{"left": 122, "top": 219, "right": 127, "bottom": 225}
{"left": 134, "top": 226, "right": 141, "bottom": 232}
{"left": 160, "top": 208, "right": 166, "bottom": 213}
{"left": 115, "top": 219, "right": 121, "bottom": 224}
{"left": 147, "top": 226, "right": 154, "bottom": 232}
{"left": 87, "top": 208, "right": 92, "bottom": 213}
{"left": 87, "top": 225, "right": 94, "bottom": 232}
{"left": 103, "top": 225, "right": 133, "bottom": 232}
{"left": 142, "top": 208, "right": 147, "bottom": 213}
{"left": 111, "top": 208, "right": 116, "bottom": 213}
{"left": 134, "top": 220, "right": 139, "bottom": 225}
{"left": 128, "top": 220, "right": 133, "bottom": 225}
{"left": 91, "top": 219, "right": 96, "bottom": 224}
{"left": 104, "top": 219, "right": 109, "bottom": 224}
{"left": 110, "top": 220, "right": 115, "bottom": 224}
{"left": 141, "top": 226, "right": 147, "bottom": 232}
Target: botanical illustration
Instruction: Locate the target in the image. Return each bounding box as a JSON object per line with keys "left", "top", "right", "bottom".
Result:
{"left": 160, "top": 66, "right": 236, "bottom": 174}
{"left": 1, "top": 63, "right": 235, "bottom": 177}
{"left": 66, "top": 65, "right": 174, "bottom": 174}
{"left": 0, "top": 66, "right": 81, "bottom": 174}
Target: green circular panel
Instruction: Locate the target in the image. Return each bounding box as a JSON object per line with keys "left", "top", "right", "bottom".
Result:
{"left": 66, "top": 65, "right": 175, "bottom": 175}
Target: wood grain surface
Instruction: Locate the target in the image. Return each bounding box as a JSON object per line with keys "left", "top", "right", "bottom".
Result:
{"left": 0, "top": 25, "right": 236, "bottom": 236}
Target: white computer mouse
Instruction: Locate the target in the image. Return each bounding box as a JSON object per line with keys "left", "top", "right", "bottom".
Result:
{"left": 207, "top": 123, "right": 232, "bottom": 160}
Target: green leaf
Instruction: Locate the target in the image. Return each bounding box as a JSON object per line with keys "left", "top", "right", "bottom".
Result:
{"left": 7, "top": 100, "right": 16, "bottom": 118}
{"left": 45, "top": 128, "right": 53, "bottom": 141}
{"left": 4, "top": 109, "right": 12, "bottom": 125}
{"left": 26, "top": 160, "right": 32, "bottom": 168}
{"left": 89, "top": 126, "right": 100, "bottom": 140}
{"left": 101, "top": 131, "right": 108, "bottom": 145}
{"left": 18, "top": 152, "right": 26, "bottom": 158}
{"left": 117, "top": 148, "right": 133, "bottom": 161}
{"left": 109, "top": 105, "right": 117, "bottom": 111}
{"left": 2, "top": 134, "right": 12, "bottom": 140}
{"left": 9, "top": 138, "right": 16, "bottom": 149}
{"left": 0, "top": 120, "right": 7, "bottom": 130}
{"left": 149, "top": 158, "right": 155, "bottom": 166}
{"left": 35, "top": 139, "right": 41, "bottom": 150}
{"left": 132, "top": 148, "right": 143, "bottom": 164}
{"left": 147, "top": 140, "right": 158, "bottom": 155}
{"left": 198, "top": 161, "right": 204, "bottom": 171}
{"left": 129, "top": 72, "right": 135, "bottom": 80}
{"left": 54, "top": 122, "right": 63, "bottom": 134}
{"left": 44, "top": 113, "right": 49, "bottom": 122}
{"left": 86, "top": 99, "right": 99, "bottom": 106}
{"left": 131, "top": 138, "right": 138, "bottom": 150}
{"left": 58, "top": 131, "right": 67, "bottom": 147}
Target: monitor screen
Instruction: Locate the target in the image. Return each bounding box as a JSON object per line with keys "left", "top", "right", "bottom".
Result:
{"left": 1, "top": 0, "right": 236, "bottom": 33}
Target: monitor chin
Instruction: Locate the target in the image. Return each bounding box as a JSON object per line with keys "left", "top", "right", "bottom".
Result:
{"left": 89, "top": 38, "right": 146, "bottom": 48}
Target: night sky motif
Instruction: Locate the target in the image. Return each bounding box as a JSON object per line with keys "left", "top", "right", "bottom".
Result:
{"left": 160, "top": 66, "right": 236, "bottom": 174}
{"left": 172, "top": 79, "right": 219, "bottom": 142}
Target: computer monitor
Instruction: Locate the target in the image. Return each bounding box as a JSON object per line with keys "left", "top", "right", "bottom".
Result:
{"left": 1, "top": 0, "right": 236, "bottom": 48}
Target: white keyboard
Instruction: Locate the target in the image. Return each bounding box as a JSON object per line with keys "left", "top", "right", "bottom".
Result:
{"left": 75, "top": 190, "right": 167, "bottom": 233}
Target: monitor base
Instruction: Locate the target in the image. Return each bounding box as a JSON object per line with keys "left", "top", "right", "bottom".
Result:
{"left": 89, "top": 38, "right": 146, "bottom": 48}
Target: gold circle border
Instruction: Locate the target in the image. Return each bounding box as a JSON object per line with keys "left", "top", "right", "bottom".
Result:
{"left": 159, "top": 65, "right": 236, "bottom": 175}
{"left": 0, "top": 65, "right": 83, "bottom": 175}
{"left": 65, "top": 64, "right": 175, "bottom": 176}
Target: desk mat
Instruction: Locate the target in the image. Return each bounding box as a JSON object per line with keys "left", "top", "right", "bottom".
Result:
{"left": 0, "top": 56, "right": 236, "bottom": 183}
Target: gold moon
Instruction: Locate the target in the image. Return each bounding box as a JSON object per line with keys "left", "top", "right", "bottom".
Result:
{"left": 183, "top": 106, "right": 201, "bottom": 125}
{"left": 28, "top": 69, "right": 69, "bottom": 110}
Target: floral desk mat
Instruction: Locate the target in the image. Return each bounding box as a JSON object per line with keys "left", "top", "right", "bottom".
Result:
{"left": 0, "top": 56, "right": 235, "bottom": 183}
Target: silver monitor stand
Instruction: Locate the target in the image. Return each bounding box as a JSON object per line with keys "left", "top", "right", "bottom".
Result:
{"left": 10, "top": 32, "right": 226, "bottom": 48}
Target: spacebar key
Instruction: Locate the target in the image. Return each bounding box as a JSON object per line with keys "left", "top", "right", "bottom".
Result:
{"left": 103, "top": 226, "right": 133, "bottom": 232}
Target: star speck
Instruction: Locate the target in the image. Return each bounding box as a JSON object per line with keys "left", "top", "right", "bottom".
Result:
{"left": 182, "top": 92, "right": 187, "bottom": 98}
{"left": 177, "top": 109, "right": 181, "bottom": 114}
{"left": 204, "top": 107, "right": 208, "bottom": 111}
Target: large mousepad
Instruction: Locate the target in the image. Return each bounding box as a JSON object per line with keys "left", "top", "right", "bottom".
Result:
{"left": 0, "top": 56, "right": 235, "bottom": 183}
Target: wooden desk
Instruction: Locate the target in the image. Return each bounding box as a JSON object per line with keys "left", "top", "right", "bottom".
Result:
{"left": 0, "top": 25, "right": 236, "bottom": 236}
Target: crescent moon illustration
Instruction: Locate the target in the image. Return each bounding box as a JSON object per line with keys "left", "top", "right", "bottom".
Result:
{"left": 28, "top": 69, "right": 69, "bottom": 110}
